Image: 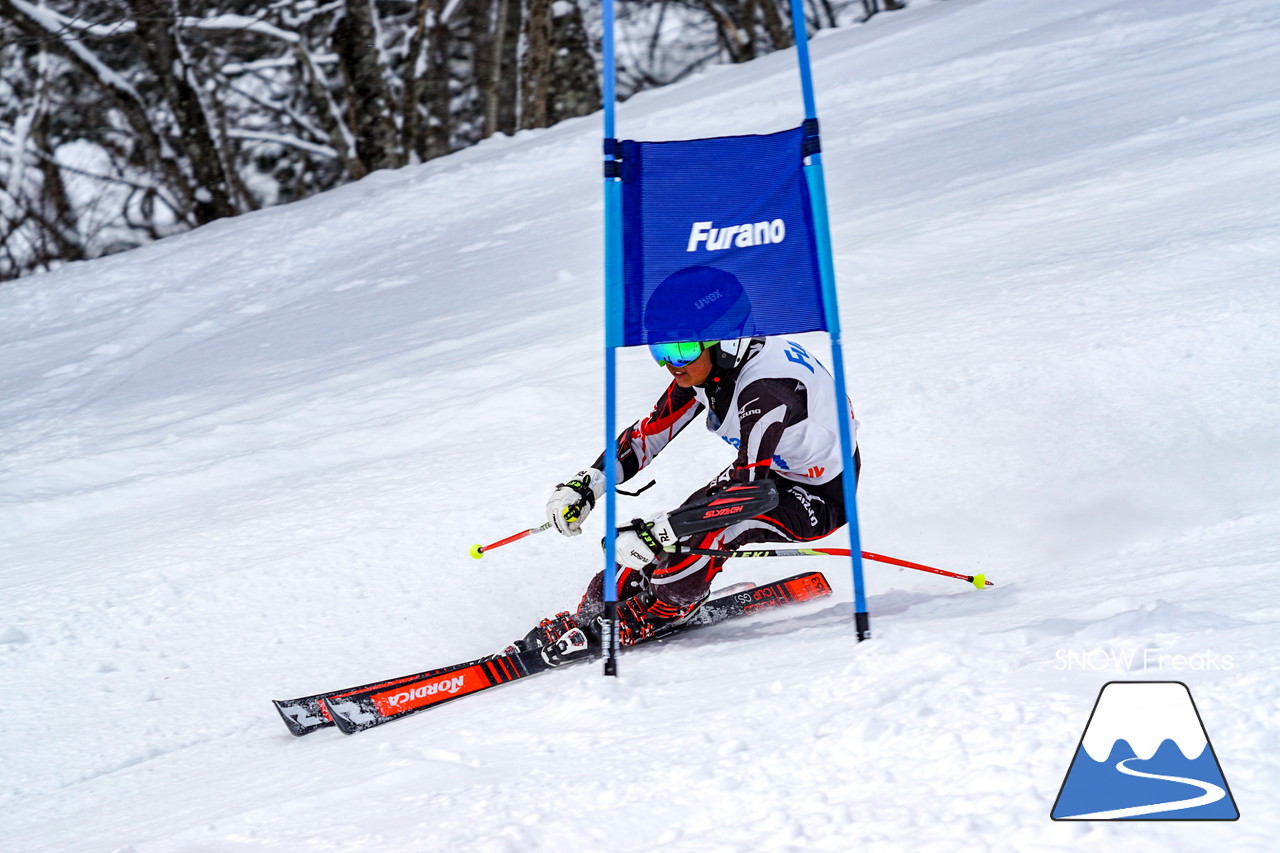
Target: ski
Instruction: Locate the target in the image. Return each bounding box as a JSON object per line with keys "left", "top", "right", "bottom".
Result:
{"left": 273, "top": 657, "right": 483, "bottom": 736}
{"left": 313, "top": 570, "right": 831, "bottom": 736}
{"left": 274, "top": 577, "right": 768, "bottom": 735}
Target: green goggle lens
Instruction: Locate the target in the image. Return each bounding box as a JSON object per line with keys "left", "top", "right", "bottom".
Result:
{"left": 649, "top": 341, "right": 710, "bottom": 368}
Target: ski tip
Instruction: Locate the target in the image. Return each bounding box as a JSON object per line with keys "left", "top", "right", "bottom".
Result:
{"left": 320, "top": 696, "right": 363, "bottom": 735}
{"left": 469, "top": 544, "right": 485, "bottom": 559}
{"left": 272, "top": 699, "right": 330, "bottom": 737}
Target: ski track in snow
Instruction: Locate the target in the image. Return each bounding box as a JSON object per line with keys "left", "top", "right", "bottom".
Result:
{"left": 2, "top": 0, "right": 1279, "bottom": 850}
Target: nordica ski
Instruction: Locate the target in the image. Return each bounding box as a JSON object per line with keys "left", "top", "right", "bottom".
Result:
{"left": 277, "top": 571, "right": 831, "bottom": 737}
{"left": 273, "top": 657, "right": 483, "bottom": 736}
{"left": 325, "top": 570, "right": 832, "bottom": 734}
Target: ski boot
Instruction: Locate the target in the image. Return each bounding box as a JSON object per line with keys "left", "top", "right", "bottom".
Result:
{"left": 500, "top": 612, "right": 600, "bottom": 667}
{"left": 540, "top": 623, "right": 597, "bottom": 667}
{"left": 614, "top": 590, "right": 709, "bottom": 646}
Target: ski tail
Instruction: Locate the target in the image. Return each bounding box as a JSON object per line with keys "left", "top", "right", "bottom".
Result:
{"left": 682, "top": 569, "right": 831, "bottom": 628}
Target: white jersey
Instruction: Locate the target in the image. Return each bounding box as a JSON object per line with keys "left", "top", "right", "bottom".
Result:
{"left": 692, "top": 337, "right": 856, "bottom": 486}
{"left": 596, "top": 337, "right": 857, "bottom": 490}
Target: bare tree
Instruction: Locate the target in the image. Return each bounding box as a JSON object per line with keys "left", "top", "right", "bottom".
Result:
{"left": 331, "top": 0, "right": 401, "bottom": 174}
{"left": 550, "top": 1, "right": 601, "bottom": 124}
{"left": 519, "top": 0, "right": 553, "bottom": 130}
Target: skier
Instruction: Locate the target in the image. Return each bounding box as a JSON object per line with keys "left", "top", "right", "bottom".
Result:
{"left": 519, "top": 328, "right": 860, "bottom": 666}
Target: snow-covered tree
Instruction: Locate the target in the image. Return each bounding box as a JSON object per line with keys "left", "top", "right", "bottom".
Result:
{"left": 0, "top": 0, "right": 871, "bottom": 281}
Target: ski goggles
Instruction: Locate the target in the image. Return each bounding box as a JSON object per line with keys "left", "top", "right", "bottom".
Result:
{"left": 649, "top": 341, "right": 711, "bottom": 368}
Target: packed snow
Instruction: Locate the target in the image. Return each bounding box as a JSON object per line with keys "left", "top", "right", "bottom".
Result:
{"left": 2, "top": 0, "right": 1278, "bottom": 849}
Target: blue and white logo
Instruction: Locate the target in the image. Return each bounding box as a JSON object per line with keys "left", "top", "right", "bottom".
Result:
{"left": 686, "top": 219, "right": 786, "bottom": 252}
{"left": 1051, "top": 681, "right": 1239, "bottom": 820}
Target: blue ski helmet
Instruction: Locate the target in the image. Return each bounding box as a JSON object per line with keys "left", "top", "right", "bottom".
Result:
{"left": 642, "top": 265, "right": 751, "bottom": 343}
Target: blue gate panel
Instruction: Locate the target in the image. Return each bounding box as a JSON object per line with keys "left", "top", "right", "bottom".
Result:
{"left": 620, "top": 126, "right": 827, "bottom": 346}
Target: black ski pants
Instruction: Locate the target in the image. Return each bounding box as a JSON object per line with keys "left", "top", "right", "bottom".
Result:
{"left": 576, "top": 455, "right": 857, "bottom": 619}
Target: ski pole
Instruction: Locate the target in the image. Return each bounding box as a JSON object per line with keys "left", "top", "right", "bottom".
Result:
{"left": 674, "top": 545, "right": 993, "bottom": 589}
{"left": 469, "top": 522, "right": 553, "bottom": 559}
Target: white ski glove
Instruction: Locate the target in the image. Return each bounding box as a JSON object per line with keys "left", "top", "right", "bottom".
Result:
{"left": 614, "top": 512, "right": 677, "bottom": 571}
{"left": 546, "top": 469, "right": 606, "bottom": 536}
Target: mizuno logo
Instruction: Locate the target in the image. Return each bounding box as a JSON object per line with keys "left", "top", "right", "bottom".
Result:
{"left": 687, "top": 219, "right": 786, "bottom": 252}
{"left": 387, "top": 675, "right": 465, "bottom": 707}
{"left": 793, "top": 487, "right": 819, "bottom": 526}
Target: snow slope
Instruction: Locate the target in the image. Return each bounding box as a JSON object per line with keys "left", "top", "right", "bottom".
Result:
{"left": 2, "top": 0, "right": 1278, "bottom": 849}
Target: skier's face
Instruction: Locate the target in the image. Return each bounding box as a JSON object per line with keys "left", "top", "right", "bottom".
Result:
{"left": 665, "top": 347, "right": 713, "bottom": 388}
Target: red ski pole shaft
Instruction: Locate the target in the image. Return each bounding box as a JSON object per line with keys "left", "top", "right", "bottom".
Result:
{"left": 676, "top": 545, "right": 993, "bottom": 589}
{"left": 844, "top": 549, "right": 991, "bottom": 589}
{"left": 469, "top": 522, "right": 553, "bottom": 559}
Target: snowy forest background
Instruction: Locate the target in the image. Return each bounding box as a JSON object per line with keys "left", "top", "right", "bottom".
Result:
{"left": 0, "top": 0, "right": 894, "bottom": 281}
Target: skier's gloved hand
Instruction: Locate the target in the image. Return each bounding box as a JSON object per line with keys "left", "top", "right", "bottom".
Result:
{"left": 613, "top": 512, "right": 677, "bottom": 571}
{"left": 546, "top": 468, "right": 606, "bottom": 536}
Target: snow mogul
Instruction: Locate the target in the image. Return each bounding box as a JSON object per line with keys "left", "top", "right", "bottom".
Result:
{"left": 511, "top": 265, "right": 860, "bottom": 666}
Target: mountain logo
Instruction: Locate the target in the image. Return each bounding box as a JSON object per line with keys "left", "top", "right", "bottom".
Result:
{"left": 1051, "top": 681, "right": 1239, "bottom": 820}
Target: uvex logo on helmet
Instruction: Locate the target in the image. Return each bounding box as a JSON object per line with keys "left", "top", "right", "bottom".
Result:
{"left": 687, "top": 219, "right": 786, "bottom": 252}
{"left": 695, "top": 290, "right": 722, "bottom": 310}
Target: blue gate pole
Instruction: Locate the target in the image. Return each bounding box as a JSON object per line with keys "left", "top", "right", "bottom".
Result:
{"left": 789, "top": 0, "right": 870, "bottom": 640}
{"left": 600, "top": 0, "right": 623, "bottom": 674}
